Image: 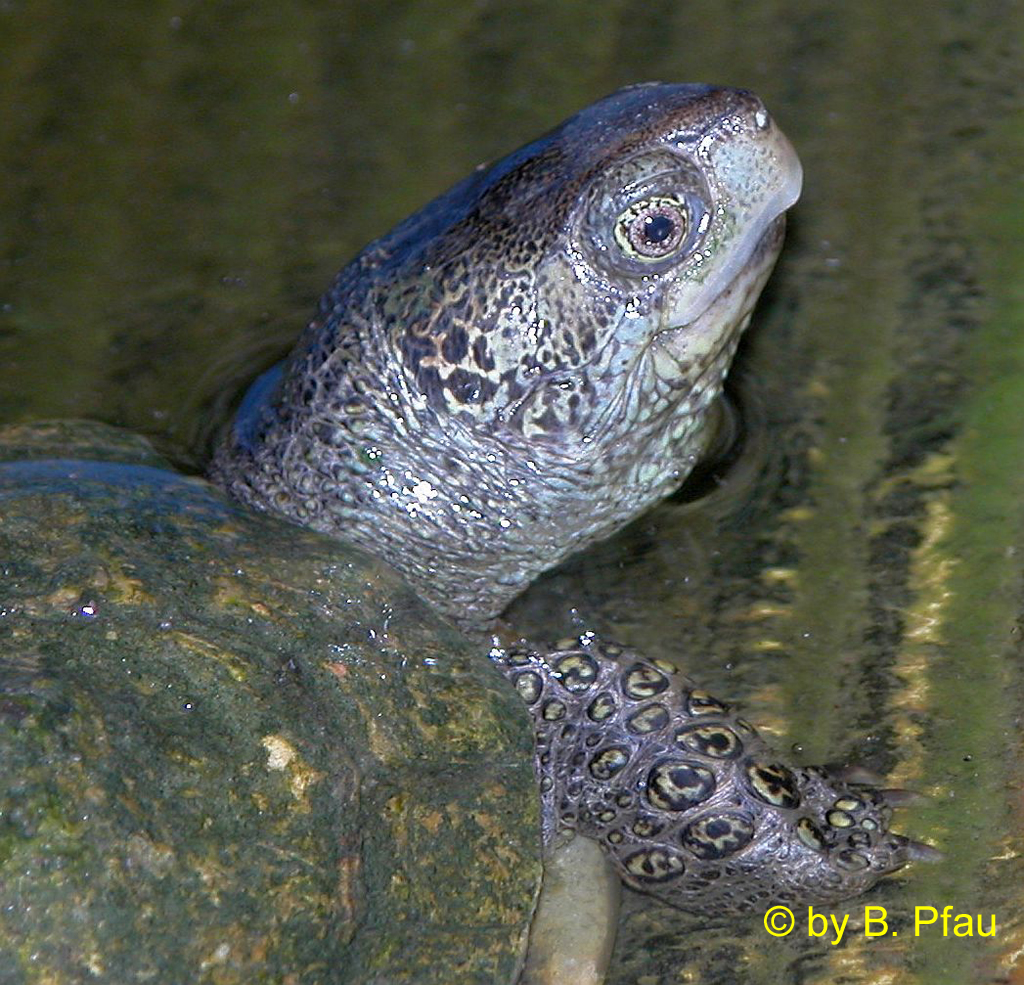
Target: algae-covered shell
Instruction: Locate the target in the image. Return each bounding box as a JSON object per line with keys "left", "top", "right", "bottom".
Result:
{"left": 0, "top": 420, "right": 540, "bottom": 984}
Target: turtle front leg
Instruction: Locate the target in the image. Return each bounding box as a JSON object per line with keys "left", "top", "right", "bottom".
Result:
{"left": 490, "top": 634, "right": 937, "bottom": 915}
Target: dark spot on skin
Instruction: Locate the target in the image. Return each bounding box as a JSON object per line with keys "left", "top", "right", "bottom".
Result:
{"left": 631, "top": 817, "right": 664, "bottom": 838}
{"left": 441, "top": 324, "right": 469, "bottom": 363}
{"left": 586, "top": 692, "right": 617, "bottom": 721}
{"left": 554, "top": 652, "right": 599, "bottom": 693}
{"left": 674, "top": 724, "right": 743, "bottom": 759}
{"left": 626, "top": 704, "right": 670, "bottom": 734}
{"left": 589, "top": 746, "right": 631, "bottom": 780}
{"left": 796, "top": 817, "right": 827, "bottom": 851}
{"left": 501, "top": 369, "right": 523, "bottom": 400}
{"left": 623, "top": 848, "right": 686, "bottom": 883}
{"left": 401, "top": 332, "right": 437, "bottom": 374}
{"left": 687, "top": 691, "right": 729, "bottom": 716}
{"left": 835, "top": 850, "right": 869, "bottom": 871}
{"left": 622, "top": 663, "right": 670, "bottom": 700}
{"left": 415, "top": 365, "right": 447, "bottom": 412}
{"left": 682, "top": 814, "right": 755, "bottom": 860}
{"left": 447, "top": 368, "right": 498, "bottom": 405}
{"left": 472, "top": 335, "right": 495, "bottom": 371}
{"left": 646, "top": 760, "right": 716, "bottom": 811}
{"left": 744, "top": 762, "right": 801, "bottom": 809}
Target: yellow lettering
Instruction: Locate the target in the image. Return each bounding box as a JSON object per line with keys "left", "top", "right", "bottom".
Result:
{"left": 829, "top": 913, "right": 849, "bottom": 946}
{"left": 864, "top": 905, "right": 889, "bottom": 937}
{"left": 807, "top": 906, "right": 828, "bottom": 938}
{"left": 915, "top": 906, "right": 937, "bottom": 936}
{"left": 953, "top": 913, "right": 973, "bottom": 937}
{"left": 978, "top": 914, "right": 996, "bottom": 938}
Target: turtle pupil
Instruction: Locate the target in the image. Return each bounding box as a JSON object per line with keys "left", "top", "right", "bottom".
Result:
{"left": 644, "top": 214, "right": 674, "bottom": 244}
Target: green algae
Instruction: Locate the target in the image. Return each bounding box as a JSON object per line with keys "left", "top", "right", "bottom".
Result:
{"left": 0, "top": 425, "right": 540, "bottom": 984}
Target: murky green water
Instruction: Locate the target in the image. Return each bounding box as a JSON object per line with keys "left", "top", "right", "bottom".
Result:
{"left": 2, "top": 1, "right": 1023, "bottom": 983}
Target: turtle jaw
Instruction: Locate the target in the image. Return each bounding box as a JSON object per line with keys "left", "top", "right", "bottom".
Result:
{"left": 650, "top": 212, "right": 787, "bottom": 371}
{"left": 636, "top": 98, "right": 802, "bottom": 389}
{"left": 617, "top": 212, "right": 785, "bottom": 446}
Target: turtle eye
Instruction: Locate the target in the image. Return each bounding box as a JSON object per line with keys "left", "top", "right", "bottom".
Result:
{"left": 613, "top": 195, "right": 690, "bottom": 262}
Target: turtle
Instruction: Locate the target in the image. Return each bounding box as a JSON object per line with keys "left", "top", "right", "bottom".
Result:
{"left": 211, "top": 81, "right": 935, "bottom": 910}
{"left": 0, "top": 83, "right": 935, "bottom": 984}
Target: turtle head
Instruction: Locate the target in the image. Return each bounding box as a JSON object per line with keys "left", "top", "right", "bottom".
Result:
{"left": 212, "top": 85, "right": 802, "bottom": 624}
{"left": 374, "top": 84, "right": 802, "bottom": 456}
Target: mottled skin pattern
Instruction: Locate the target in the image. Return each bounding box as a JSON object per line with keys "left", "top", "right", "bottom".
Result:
{"left": 212, "top": 84, "right": 932, "bottom": 914}
{"left": 491, "top": 637, "right": 925, "bottom": 912}
{"left": 211, "top": 83, "right": 798, "bottom": 626}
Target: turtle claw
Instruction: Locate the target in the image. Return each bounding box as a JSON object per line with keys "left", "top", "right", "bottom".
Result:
{"left": 878, "top": 787, "right": 929, "bottom": 809}
{"left": 802, "top": 771, "right": 937, "bottom": 873}
{"left": 904, "top": 838, "right": 944, "bottom": 863}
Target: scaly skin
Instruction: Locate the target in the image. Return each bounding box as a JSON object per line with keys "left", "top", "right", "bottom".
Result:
{"left": 491, "top": 636, "right": 930, "bottom": 912}
{"left": 212, "top": 83, "right": 934, "bottom": 913}
{"left": 211, "top": 83, "right": 800, "bottom": 627}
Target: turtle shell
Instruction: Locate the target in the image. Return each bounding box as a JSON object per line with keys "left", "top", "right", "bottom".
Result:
{"left": 0, "top": 420, "right": 540, "bottom": 984}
